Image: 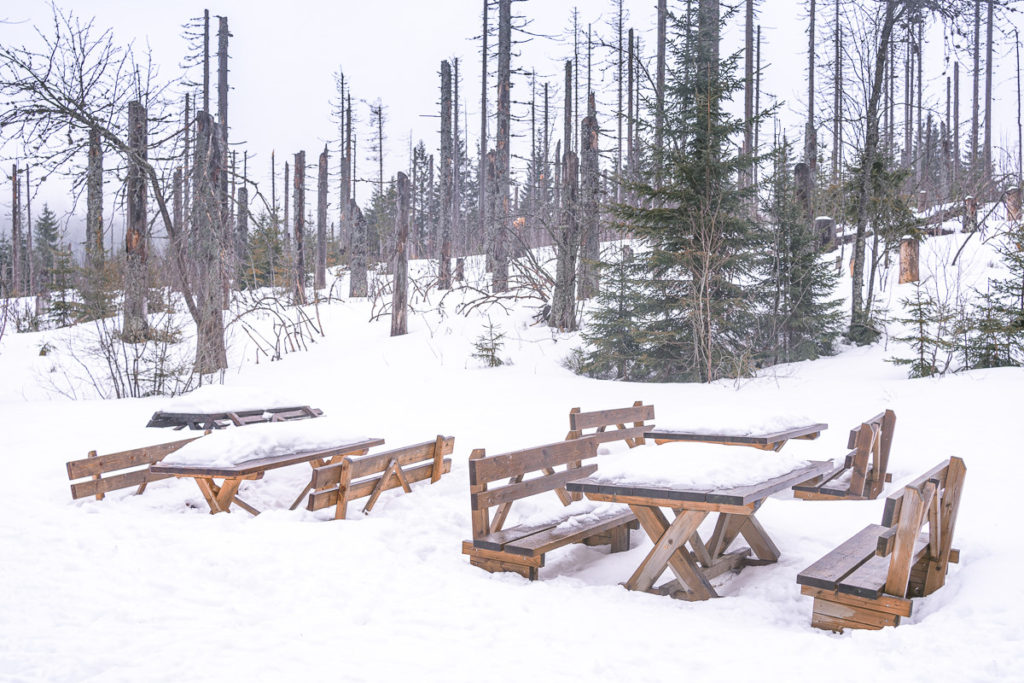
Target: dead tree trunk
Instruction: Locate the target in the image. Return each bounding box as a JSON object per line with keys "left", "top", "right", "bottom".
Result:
{"left": 173, "top": 167, "right": 184, "bottom": 288}
{"left": 439, "top": 60, "right": 453, "bottom": 290}
{"left": 283, "top": 161, "right": 290, "bottom": 250}
{"left": 551, "top": 151, "right": 580, "bottom": 331}
{"left": 480, "top": 0, "right": 488, "bottom": 259}
{"left": 349, "top": 201, "right": 368, "bottom": 297}
{"left": 237, "top": 183, "right": 248, "bottom": 280}
{"left": 192, "top": 111, "right": 228, "bottom": 374}
{"left": 316, "top": 145, "right": 328, "bottom": 290}
{"left": 578, "top": 93, "right": 600, "bottom": 300}
{"left": 217, "top": 16, "right": 231, "bottom": 300}
{"left": 805, "top": 0, "right": 818, "bottom": 173}
{"left": 392, "top": 172, "right": 410, "bottom": 337}
{"left": 492, "top": 0, "right": 511, "bottom": 293}
{"left": 983, "top": 0, "right": 993, "bottom": 191}
{"left": 10, "top": 163, "right": 19, "bottom": 295}
{"left": 954, "top": 62, "right": 961, "bottom": 189}
{"left": 87, "top": 128, "right": 104, "bottom": 266}
{"left": 743, "top": 0, "right": 754, "bottom": 187}
{"left": 293, "top": 151, "right": 306, "bottom": 304}
{"left": 971, "top": 0, "right": 981, "bottom": 181}
{"left": 123, "top": 100, "right": 149, "bottom": 342}
{"left": 656, "top": 0, "right": 667, "bottom": 185}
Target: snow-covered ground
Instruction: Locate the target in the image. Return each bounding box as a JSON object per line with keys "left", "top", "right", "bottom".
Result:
{"left": 1, "top": 226, "right": 1021, "bottom": 682}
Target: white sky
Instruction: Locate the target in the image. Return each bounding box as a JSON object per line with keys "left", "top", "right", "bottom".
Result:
{"left": 2, "top": 0, "right": 1022, "bottom": 246}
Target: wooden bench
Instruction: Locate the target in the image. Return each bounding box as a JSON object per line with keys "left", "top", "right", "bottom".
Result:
{"left": 66, "top": 436, "right": 204, "bottom": 501}
{"left": 793, "top": 410, "right": 896, "bottom": 501}
{"left": 797, "top": 456, "right": 966, "bottom": 631}
{"left": 565, "top": 401, "right": 654, "bottom": 448}
{"left": 462, "top": 437, "right": 637, "bottom": 580}
{"left": 147, "top": 406, "right": 323, "bottom": 430}
{"left": 306, "top": 436, "right": 454, "bottom": 519}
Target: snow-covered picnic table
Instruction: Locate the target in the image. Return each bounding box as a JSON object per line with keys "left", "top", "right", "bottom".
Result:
{"left": 146, "top": 385, "right": 324, "bottom": 430}
{"left": 566, "top": 447, "right": 834, "bottom": 601}
{"left": 150, "top": 420, "right": 383, "bottom": 514}
{"left": 645, "top": 417, "right": 827, "bottom": 452}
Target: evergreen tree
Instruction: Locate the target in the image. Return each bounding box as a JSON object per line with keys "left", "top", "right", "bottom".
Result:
{"left": 32, "top": 204, "right": 61, "bottom": 292}
{"left": 889, "top": 281, "right": 953, "bottom": 378}
{"left": 241, "top": 212, "right": 287, "bottom": 289}
{"left": 760, "top": 142, "right": 843, "bottom": 364}
{"left": 48, "top": 239, "right": 76, "bottom": 327}
{"left": 606, "top": 4, "right": 765, "bottom": 382}
{"left": 581, "top": 246, "right": 648, "bottom": 380}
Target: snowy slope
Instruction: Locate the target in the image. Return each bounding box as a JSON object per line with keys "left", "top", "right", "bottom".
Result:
{"left": 0, "top": 227, "right": 1021, "bottom": 682}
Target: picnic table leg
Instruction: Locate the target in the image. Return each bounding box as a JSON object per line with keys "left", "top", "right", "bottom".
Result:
{"left": 193, "top": 477, "right": 259, "bottom": 515}
{"left": 628, "top": 506, "right": 716, "bottom": 600}
{"left": 737, "top": 514, "right": 780, "bottom": 563}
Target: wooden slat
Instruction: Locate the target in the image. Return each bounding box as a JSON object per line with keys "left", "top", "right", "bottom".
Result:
{"left": 708, "top": 461, "right": 835, "bottom": 505}
{"left": 584, "top": 425, "right": 648, "bottom": 446}
{"left": 923, "top": 456, "right": 966, "bottom": 594}
{"left": 797, "top": 523, "right": 888, "bottom": 591}
{"left": 147, "top": 406, "right": 323, "bottom": 429}
{"left": 502, "top": 509, "right": 638, "bottom": 557}
{"left": 800, "top": 585, "right": 913, "bottom": 618}
{"left": 840, "top": 537, "right": 930, "bottom": 599}
{"left": 570, "top": 404, "right": 654, "bottom": 431}
{"left": 570, "top": 490, "right": 758, "bottom": 515}
{"left": 150, "top": 438, "right": 384, "bottom": 477}
{"left": 472, "top": 464, "right": 597, "bottom": 510}
{"left": 67, "top": 437, "right": 203, "bottom": 479}
{"left": 469, "top": 438, "right": 597, "bottom": 486}
{"left": 812, "top": 597, "right": 900, "bottom": 629}
{"left": 884, "top": 483, "right": 934, "bottom": 597}
{"left": 460, "top": 541, "right": 545, "bottom": 567}
{"left": 311, "top": 437, "right": 454, "bottom": 488}
{"left": 306, "top": 458, "right": 451, "bottom": 512}
{"left": 472, "top": 520, "right": 558, "bottom": 552}
{"left": 70, "top": 469, "right": 176, "bottom": 500}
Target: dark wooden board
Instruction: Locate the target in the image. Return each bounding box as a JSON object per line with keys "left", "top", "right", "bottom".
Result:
{"left": 796, "top": 523, "right": 887, "bottom": 591}
{"left": 147, "top": 406, "right": 322, "bottom": 429}
{"left": 643, "top": 423, "right": 828, "bottom": 446}
{"left": 150, "top": 437, "right": 384, "bottom": 477}
{"left": 503, "top": 509, "right": 638, "bottom": 557}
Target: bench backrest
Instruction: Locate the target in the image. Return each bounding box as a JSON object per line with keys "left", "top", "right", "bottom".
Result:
{"left": 566, "top": 401, "right": 654, "bottom": 448}
{"left": 306, "top": 435, "right": 454, "bottom": 519}
{"left": 66, "top": 436, "right": 203, "bottom": 500}
{"left": 878, "top": 456, "right": 966, "bottom": 598}
{"left": 845, "top": 409, "right": 896, "bottom": 497}
{"left": 468, "top": 437, "right": 599, "bottom": 539}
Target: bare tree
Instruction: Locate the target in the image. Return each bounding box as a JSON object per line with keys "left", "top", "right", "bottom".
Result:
{"left": 123, "top": 100, "right": 149, "bottom": 342}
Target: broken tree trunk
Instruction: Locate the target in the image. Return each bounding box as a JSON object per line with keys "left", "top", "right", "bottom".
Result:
{"left": 349, "top": 201, "right": 368, "bottom": 297}
{"left": 293, "top": 150, "right": 306, "bottom": 304}
{"left": 439, "top": 60, "right": 453, "bottom": 290}
{"left": 123, "top": 100, "right": 150, "bottom": 342}
{"left": 87, "top": 128, "right": 104, "bottom": 266}
{"left": 578, "top": 93, "right": 600, "bottom": 300}
{"left": 550, "top": 151, "right": 580, "bottom": 331}
{"left": 316, "top": 146, "right": 328, "bottom": 290}
{"left": 492, "top": 0, "right": 511, "bottom": 293}
{"left": 899, "top": 237, "right": 919, "bottom": 284}
{"left": 391, "top": 172, "right": 410, "bottom": 337}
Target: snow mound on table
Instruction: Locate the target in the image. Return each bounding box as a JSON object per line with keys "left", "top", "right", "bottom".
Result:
{"left": 161, "top": 419, "right": 368, "bottom": 467}
{"left": 590, "top": 444, "right": 810, "bottom": 491}
{"left": 656, "top": 412, "right": 818, "bottom": 437}
{"left": 156, "top": 384, "right": 310, "bottom": 414}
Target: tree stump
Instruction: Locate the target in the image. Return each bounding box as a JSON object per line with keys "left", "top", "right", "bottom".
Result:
{"left": 815, "top": 217, "right": 836, "bottom": 251}
{"left": 963, "top": 196, "right": 978, "bottom": 232}
{"left": 899, "top": 237, "right": 919, "bottom": 284}
{"left": 1005, "top": 187, "right": 1023, "bottom": 222}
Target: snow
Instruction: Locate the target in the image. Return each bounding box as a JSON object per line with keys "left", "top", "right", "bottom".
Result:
{"left": 587, "top": 445, "right": 811, "bottom": 490}
{"left": 155, "top": 384, "right": 310, "bottom": 414}
{"left": 160, "top": 419, "right": 369, "bottom": 467}
{"left": 1, "top": 222, "right": 1022, "bottom": 681}
{"left": 653, "top": 412, "right": 819, "bottom": 437}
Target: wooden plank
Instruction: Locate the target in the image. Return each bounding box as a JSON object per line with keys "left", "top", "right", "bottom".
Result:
{"left": 812, "top": 597, "right": 899, "bottom": 629}
{"left": 472, "top": 520, "right": 558, "bottom": 552}
{"left": 885, "top": 483, "right": 933, "bottom": 597}
{"left": 430, "top": 435, "right": 446, "bottom": 484}
{"left": 797, "top": 524, "right": 888, "bottom": 591}
{"left": 67, "top": 437, "right": 203, "bottom": 479}
{"left": 460, "top": 541, "right": 544, "bottom": 567}
{"left": 469, "top": 438, "right": 598, "bottom": 486}
{"left": 472, "top": 464, "right": 597, "bottom": 510}
{"left": 792, "top": 460, "right": 850, "bottom": 493}
{"left": 840, "top": 536, "right": 930, "bottom": 599}
{"left": 800, "top": 585, "right": 913, "bottom": 617}
{"left": 570, "top": 404, "right": 654, "bottom": 431}
{"left": 923, "top": 456, "right": 966, "bottom": 594}
{"left": 583, "top": 425, "right": 648, "bottom": 447}
{"left": 708, "top": 461, "right": 835, "bottom": 505}
{"left": 468, "top": 556, "right": 538, "bottom": 580}
{"left": 571, "top": 488, "right": 758, "bottom": 515}
{"left": 737, "top": 514, "right": 780, "bottom": 562}
{"left": 307, "top": 459, "right": 451, "bottom": 512}
{"left": 626, "top": 510, "right": 708, "bottom": 593}
{"left": 503, "top": 508, "right": 638, "bottom": 557}
{"left": 811, "top": 611, "right": 882, "bottom": 632}
{"left": 150, "top": 437, "right": 384, "bottom": 477}
{"left": 71, "top": 469, "right": 176, "bottom": 500}
{"left": 346, "top": 436, "right": 453, "bottom": 481}
{"left": 630, "top": 506, "right": 715, "bottom": 600}
{"left": 847, "top": 422, "right": 875, "bottom": 498}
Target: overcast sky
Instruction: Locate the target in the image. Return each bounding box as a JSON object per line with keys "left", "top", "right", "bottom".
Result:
{"left": 2, "top": 0, "right": 1022, "bottom": 246}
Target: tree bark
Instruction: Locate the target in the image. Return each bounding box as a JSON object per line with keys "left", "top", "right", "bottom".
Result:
{"left": 316, "top": 145, "right": 328, "bottom": 290}
{"left": 656, "top": 0, "right": 667, "bottom": 185}
{"left": 578, "top": 93, "right": 600, "bottom": 300}
{"left": 492, "top": 0, "right": 511, "bottom": 293}
{"left": 192, "top": 111, "right": 228, "bottom": 374}
{"left": 10, "top": 163, "right": 19, "bottom": 296}
{"left": 480, "top": 0, "right": 488, "bottom": 260}
{"left": 293, "top": 150, "right": 306, "bottom": 304}
{"left": 551, "top": 151, "right": 579, "bottom": 331}
{"left": 439, "top": 60, "right": 453, "bottom": 289}
{"left": 391, "top": 171, "right": 410, "bottom": 337}
{"left": 87, "top": 128, "right": 104, "bottom": 266}
{"left": 971, "top": 0, "right": 980, "bottom": 180}
{"left": 349, "top": 201, "right": 368, "bottom": 297}
{"left": 805, "top": 0, "right": 818, "bottom": 172}
{"left": 983, "top": 0, "right": 993, "bottom": 191}
{"left": 123, "top": 99, "right": 149, "bottom": 342}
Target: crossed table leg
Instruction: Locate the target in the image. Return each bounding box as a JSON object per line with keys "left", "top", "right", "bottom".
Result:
{"left": 625, "top": 502, "right": 780, "bottom": 601}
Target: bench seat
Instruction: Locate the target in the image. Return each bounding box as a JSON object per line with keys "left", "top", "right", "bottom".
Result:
{"left": 472, "top": 507, "right": 638, "bottom": 557}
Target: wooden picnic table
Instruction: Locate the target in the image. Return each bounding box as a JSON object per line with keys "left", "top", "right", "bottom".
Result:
{"left": 150, "top": 437, "right": 384, "bottom": 515}
{"left": 146, "top": 406, "right": 324, "bottom": 430}
{"left": 644, "top": 422, "right": 828, "bottom": 452}
{"left": 566, "top": 459, "right": 834, "bottom": 601}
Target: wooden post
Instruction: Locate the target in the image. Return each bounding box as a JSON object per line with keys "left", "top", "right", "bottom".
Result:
{"left": 899, "top": 237, "right": 919, "bottom": 284}
{"left": 293, "top": 151, "right": 306, "bottom": 304}
{"left": 123, "top": 100, "right": 149, "bottom": 342}
{"left": 316, "top": 146, "right": 328, "bottom": 290}
{"left": 391, "top": 172, "right": 410, "bottom": 337}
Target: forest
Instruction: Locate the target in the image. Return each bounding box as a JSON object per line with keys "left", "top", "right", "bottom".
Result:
{"left": 1, "top": 0, "right": 1022, "bottom": 395}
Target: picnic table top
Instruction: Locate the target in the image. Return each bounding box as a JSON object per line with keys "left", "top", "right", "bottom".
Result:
{"left": 566, "top": 460, "right": 834, "bottom": 507}
{"left": 643, "top": 422, "right": 828, "bottom": 447}
{"left": 149, "top": 437, "right": 385, "bottom": 478}
{"left": 146, "top": 406, "right": 324, "bottom": 430}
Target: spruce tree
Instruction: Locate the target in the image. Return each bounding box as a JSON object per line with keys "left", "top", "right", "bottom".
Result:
{"left": 32, "top": 204, "right": 60, "bottom": 292}
{"left": 760, "top": 142, "right": 843, "bottom": 364}
{"left": 609, "top": 3, "right": 764, "bottom": 383}
{"left": 889, "top": 281, "right": 953, "bottom": 378}
{"left": 581, "top": 246, "right": 648, "bottom": 380}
